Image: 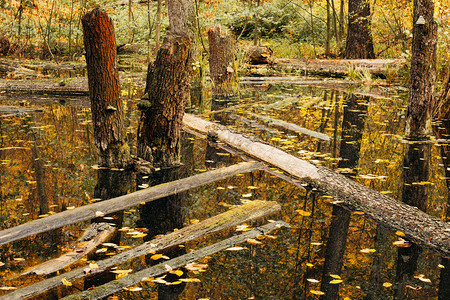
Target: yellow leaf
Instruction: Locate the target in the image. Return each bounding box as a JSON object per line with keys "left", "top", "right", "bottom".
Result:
{"left": 329, "top": 279, "right": 343, "bottom": 284}
{"left": 151, "top": 254, "right": 163, "bottom": 260}
{"left": 247, "top": 238, "right": 263, "bottom": 245}
{"left": 329, "top": 274, "right": 341, "bottom": 279}
{"left": 111, "top": 269, "right": 132, "bottom": 274}
{"left": 179, "top": 278, "right": 201, "bottom": 283}
{"left": 306, "top": 263, "right": 314, "bottom": 267}
{"left": 61, "top": 278, "right": 72, "bottom": 286}
{"left": 360, "top": 248, "right": 376, "bottom": 254}
{"left": 296, "top": 209, "right": 311, "bottom": 217}
{"left": 170, "top": 270, "right": 184, "bottom": 276}
{"left": 383, "top": 282, "right": 392, "bottom": 287}
{"left": 395, "top": 231, "right": 406, "bottom": 237}
{"left": 131, "top": 233, "right": 147, "bottom": 238}
{"left": 169, "top": 281, "right": 182, "bottom": 285}
{"left": 310, "top": 290, "right": 325, "bottom": 295}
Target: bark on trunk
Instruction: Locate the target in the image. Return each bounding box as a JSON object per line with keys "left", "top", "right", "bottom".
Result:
{"left": 404, "top": 0, "right": 437, "bottom": 139}
{"left": 137, "top": 33, "right": 191, "bottom": 168}
{"left": 343, "top": 0, "right": 375, "bottom": 59}
{"left": 208, "top": 24, "right": 236, "bottom": 97}
{"left": 82, "top": 8, "right": 130, "bottom": 168}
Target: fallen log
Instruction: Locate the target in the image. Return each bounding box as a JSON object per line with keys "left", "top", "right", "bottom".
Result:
{"left": 248, "top": 112, "right": 332, "bottom": 141}
{"left": 183, "top": 113, "right": 450, "bottom": 258}
{"left": 3, "top": 200, "right": 280, "bottom": 300}
{"left": 0, "top": 162, "right": 262, "bottom": 246}
{"left": 0, "top": 78, "right": 89, "bottom": 96}
{"left": 229, "top": 114, "right": 278, "bottom": 134}
{"left": 62, "top": 220, "right": 288, "bottom": 300}
{"left": 249, "top": 58, "right": 406, "bottom": 77}
{"left": 21, "top": 223, "right": 116, "bottom": 276}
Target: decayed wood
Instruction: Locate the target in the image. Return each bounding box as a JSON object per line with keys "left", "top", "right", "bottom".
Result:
{"left": 3, "top": 200, "right": 280, "bottom": 300}
{"left": 249, "top": 58, "right": 406, "bottom": 77}
{"left": 248, "top": 112, "right": 332, "bottom": 141}
{"left": 183, "top": 113, "right": 450, "bottom": 257}
{"left": 62, "top": 220, "right": 288, "bottom": 300}
{"left": 0, "top": 162, "right": 262, "bottom": 246}
{"left": 21, "top": 223, "right": 116, "bottom": 276}
{"left": 0, "top": 78, "right": 89, "bottom": 96}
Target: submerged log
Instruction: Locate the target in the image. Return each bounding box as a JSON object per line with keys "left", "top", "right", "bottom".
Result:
{"left": 248, "top": 112, "right": 332, "bottom": 141}
{"left": 4, "top": 200, "right": 280, "bottom": 300}
{"left": 0, "top": 162, "right": 262, "bottom": 246}
{"left": 62, "top": 220, "right": 288, "bottom": 300}
{"left": 183, "top": 113, "right": 450, "bottom": 257}
{"left": 21, "top": 223, "right": 116, "bottom": 276}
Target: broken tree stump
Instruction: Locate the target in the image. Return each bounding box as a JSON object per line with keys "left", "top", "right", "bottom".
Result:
{"left": 182, "top": 113, "right": 450, "bottom": 257}
{"left": 246, "top": 45, "right": 273, "bottom": 64}
{"left": 82, "top": 8, "right": 130, "bottom": 168}
{"left": 4, "top": 200, "right": 280, "bottom": 300}
{"left": 208, "top": 24, "right": 236, "bottom": 97}
{"left": 137, "top": 32, "right": 191, "bottom": 168}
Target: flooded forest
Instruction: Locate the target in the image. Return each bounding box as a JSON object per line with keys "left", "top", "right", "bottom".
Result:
{"left": 0, "top": 0, "right": 450, "bottom": 299}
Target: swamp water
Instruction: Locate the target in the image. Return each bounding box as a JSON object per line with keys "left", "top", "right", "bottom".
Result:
{"left": 0, "top": 76, "right": 448, "bottom": 299}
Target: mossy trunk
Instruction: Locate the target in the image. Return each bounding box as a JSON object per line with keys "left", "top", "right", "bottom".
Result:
{"left": 82, "top": 8, "right": 130, "bottom": 168}
{"left": 137, "top": 33, "right": 191, "bottom": 168}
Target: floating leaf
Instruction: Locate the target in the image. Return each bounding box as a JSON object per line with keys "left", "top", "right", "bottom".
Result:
{"left": 242, "top": 193, "right": 252, "bottom": 198}
{"left": 151, "top": 254, "right": 163, "bottom": 260}
{"left": 306, "top": 263, "right": 314, "bottom": 267}
{"left": 170, "top": 270, "right": 184, "bottom": 276}
{"left": 296, "top": 209, "right": 311, "bottom": 217}
{"left": 438, "top": 264, "right": 445, "bottom": 269}
{"left": 185, "top": 262, "right": 208, "bottom": 272}
{"left": 383, "top": 282, "right": 392, "bottom": 287}
{"left": 360, "top": 248, "right": 376, "bottom": 254}
{"left": 236, "top": 224, "right": 251, "bottom": 232}
{"left": 247, "top": 186, "right": 258, "bottom": 189}
{"left": 311, "top": 242, "right": 322, "bottom": 246}
{"left": 395, "top": 231, "right": 406, "bottom": 237}
{"left": 329, "top": 274, "right": 341, "bottom": 279}
{"left": 126, "top": 287, "right": 142, "bottom": 292}
{"left": 0, "top": 287, "right": 17, "bottom": 290}
{"left": 226, "top": 246, "right": 246, "bottom": 251}
{"left": 0, "top": 262, "right": 4, "bottom": 267}
{"left": 180, "top": 278, "right": 201, "bottom": 283}
{"left": 247, "top": 238, "right": 263, "bottom": 245}
{"left": 329, "top": 279, "right": 343, "bottom": 284}
{"left": 61, "top": 278, "right": 72, "bottom": 286}
{"left": 111, "top": 269, "right": 132, "bottom": 274}
{"left": 13, "top": 258, "right": 25, "bottom": 261}
{"left": 169, "top": 281, "right": 182, "bottom": 285}
{"left": 310, "top": 290, "right": 325, "bottom": 295}
{"left": 131, "top": 233, "right": 147, "bottom": 238}
{"left": 95, "top": 211, "right": 105, "bottom": 217}
{"left": 307, "top": 278, "right": 320, "bottom": 283}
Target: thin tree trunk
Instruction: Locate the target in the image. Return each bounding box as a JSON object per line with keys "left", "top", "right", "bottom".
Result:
{"left": 344, "top": 0, "right": 375, "bottom": 59}
{"left": 325, "top": 0, "right": 331, "bottom": 56}
{"left": 82, "top": 8, "right": 131, "bottom": 168}
{"left": 155, "top": 0, "right": 162, "bottom": 53}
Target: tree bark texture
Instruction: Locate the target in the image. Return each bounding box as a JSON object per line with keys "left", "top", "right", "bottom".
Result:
{"left": 82, "top": 8, "right": 130, "bottom": 168}
{"left": 167, "top": 0, "right": 194, "bottom": 36}
{"left": 137, "top": 33, "right": 191, "bottom": 167}
{"left": 405, "top": 0, "right": 437, "bottom": 139}
{"left": 208, "top": 24, "right": 236, "bottom": 97}
{"left": 343, "top": 0, "right": 375, "bottom": 59}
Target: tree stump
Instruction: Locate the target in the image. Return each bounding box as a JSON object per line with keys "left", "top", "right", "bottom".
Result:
{"left": 0, "top": 35, "right": 10, "bottom": 56}
{"left": 208, "top": 24, "right": 236, "bottom": 97}
{"left": 82, "top": 8, "right": 130, "bottom": 168}
{"left": 137, "top": 32, "right": 191, "bottom": 168}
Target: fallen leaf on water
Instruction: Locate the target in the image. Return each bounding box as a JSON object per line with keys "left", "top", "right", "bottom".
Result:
{"left": 329, "top": 274, "right": 341, "bottom": 279}
{"left": 0, "top": 262, "right": 4, "bottom": 267}
{"left": 296, "top": 209, "right": 311, "bottom": 217}
{"left": 395, "top": 231, "right": 406, "bottom": 237}
{"left": 95, "top": 211, "right": 105, "bottom": 217}
{"left": 438, "top": 264, "right": 445, "bottom": 269}
{"left": 13, "top": 258, "right": 25, "bottom": 261}
{"left": 168, "top": 281, "right": 182, "bottom": 285}
{"left": 125, "top": 287, "right": 142, "bottom": 292}
{"left": 226, "top": 246, "right": 247, "bottom": 251}
{"left": 170, "top": 270, "right": 183, "bottom": 276}
{"left": 0, "top": 287, "right": 17, "bottom": 290}
{"left": 360, "top": 248, "right": 376, "bottom": 254}
{"left": 111, "top": 269, "right": 132, "bottom": 274}
{"left": 185, "top": 262, "right": 208, "bottom": 272}
{"left": 306, "top": 263, "right": 314, "bottom": 267}
{"left": 247, "top": 239, "right": 263, "bottom": 245}
{"left": 151, "top": 254, "right": 163, "bottom": 260}
{"left": 131, "top": 233, "right": 147, "bottom": 238}
{"left": 179, "top": 278, "right": 201, "bottom": 283}
{"left": 61, "top": 278, "right": 72, "bottom": 286}
{"left": 329, "top": 279, "right": 343, "bottom": 284}
{"left": 307, "top": 278, "right": 320, "bottom": 283}
{"left": 383, "top": 282, "right": 392, "bottom": 287}
{"left": 311, "top": 242, "right": 322, "bottom": 246}
{"left": 310, "top": 290, "right": 325, "bottom": 295}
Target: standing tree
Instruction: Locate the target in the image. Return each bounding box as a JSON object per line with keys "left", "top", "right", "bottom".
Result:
{"left": 82, "top": 8, "right": 130, "bottom": 169}
{"left": 396, "top": 0, "right": 437, "bottom": 296}
{"left": 343, "top": 0, "right": 375, "bottom": 59}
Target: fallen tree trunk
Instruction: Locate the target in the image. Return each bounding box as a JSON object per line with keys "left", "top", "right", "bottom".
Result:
{"left": 62, "top": 220, "right": 288, "bottom": 300}
{"left": 4, "top": 200, "right": 280, "bottom": 300}
{"left": 183, "top": 113, "right": 450, "bottom": 258}
{"left": 21, "top": 223, "right": 116, "bottom": 276}
{"left": 249, "top": 58, "right": 406, "bottom": 77}
{"left": 248, "top": 112, "right": 332, "bottom": 141}
{"left": 0, "top": 162, "right": 262, "bottom": 246}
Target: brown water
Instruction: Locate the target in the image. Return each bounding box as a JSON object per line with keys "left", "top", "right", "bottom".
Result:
{"left": 0, "top": 76, "right": 448, "bottom": 299}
